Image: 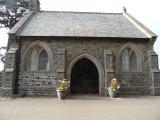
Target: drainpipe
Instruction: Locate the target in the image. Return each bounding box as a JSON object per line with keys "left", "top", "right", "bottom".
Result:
{"left": 14, "top": 36, "right": 22, "bottom": 95}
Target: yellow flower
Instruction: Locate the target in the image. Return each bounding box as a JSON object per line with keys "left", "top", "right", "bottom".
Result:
{"left": 57, "top": 79, "right": 70, "bottom": 91}
{"left": 109, "top": 78, "right": 120, "bottom": 91}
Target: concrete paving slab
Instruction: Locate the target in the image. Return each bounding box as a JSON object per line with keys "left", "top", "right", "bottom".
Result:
{"left": 0, "top": 96, "right": 160, "bottom": 120}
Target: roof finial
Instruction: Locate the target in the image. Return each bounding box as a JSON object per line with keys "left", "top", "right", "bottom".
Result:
{"left": 122, "top": 7, "right": 127, "bottom": 13}
{"left": 29, "top": 0, "right": 40, "bottom": 13}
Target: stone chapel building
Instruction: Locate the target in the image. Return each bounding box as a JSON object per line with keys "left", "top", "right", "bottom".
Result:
{"left": 0, "top": 0, "right": 160, "bottom": 97}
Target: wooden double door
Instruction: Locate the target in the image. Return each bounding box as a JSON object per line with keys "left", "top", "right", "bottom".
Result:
{"left": 71, "top": 58, "right": 99, "bottom": 94}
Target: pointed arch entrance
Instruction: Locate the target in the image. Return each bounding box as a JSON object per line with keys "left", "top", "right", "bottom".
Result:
{"left": 67, "top": 54, "right": 105, "bottom": 95}
{"left": 71, "top": 58, "right": 99, "bottom": 94}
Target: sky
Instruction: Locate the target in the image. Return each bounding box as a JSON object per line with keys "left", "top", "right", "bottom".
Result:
{"left": 0, "top": 0, "right": 159, "bottom": 70}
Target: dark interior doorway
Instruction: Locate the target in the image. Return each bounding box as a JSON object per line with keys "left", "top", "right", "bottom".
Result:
{"left": 71, "top": 58, "right": 99, "bottom": 94}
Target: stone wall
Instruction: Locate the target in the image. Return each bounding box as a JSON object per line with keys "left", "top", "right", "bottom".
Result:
{"left": 18, "top": 72, "right": 57, "bottom": 96}
{"left": 151, "top": 72, "right": 160, "bottom": 95}
{"left": 0, "top": 72, "right": 2, "bottom": 95}
{"left": 0, "top": 72, "right": 1, "bottom": 86}
{"left": 1, "top": 48, "right": 18, "bottom": 97}
{"left": 117, "top": 72, "right": 150, "bottom": 95}
{"left": 16, "top": 37, "right": 152, "bottom": 96}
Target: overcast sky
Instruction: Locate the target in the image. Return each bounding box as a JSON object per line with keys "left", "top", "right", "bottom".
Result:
{"left": 0, "top": 0, "right": 159, "bottom": 70}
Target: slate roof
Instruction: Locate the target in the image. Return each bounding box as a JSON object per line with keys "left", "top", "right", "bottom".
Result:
{"left": 14, "top": 11, "right": 155, "bottom": 38}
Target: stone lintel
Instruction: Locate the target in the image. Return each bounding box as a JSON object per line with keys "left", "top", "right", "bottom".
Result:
{"left": 5, "top": 68, "right": 14, "bottom": 72}
{"left": 7, "top": 48, "right": 18, "bottom": 54}
{"left": 57, "top": 68, "right": 65, "bottom": 73}
{"left": 56, "top": 49, "right": 65, "bottom": 54}
{"left": 104, "top": 50, "right": 112, "bottom": 54}
{"left": 151, "top": 69, "right": 160, "bottom": 72}
{"left": 107, "top": 69, "right": 114, "bottom": 73}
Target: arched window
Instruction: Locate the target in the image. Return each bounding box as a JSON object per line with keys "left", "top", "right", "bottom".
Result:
{"left": 120, "top": 47, "right": 138, "bottom": 72}
{"left": 129, "top": 51, "right": 137, "bottom": 71}
{"left": 26, "top": 48, "right": 38, "bottom": 71}
{"left": 38, "top": 50, "right": 49, "bottom": 71}
{"left": 26, "top": 52, "right": 32, "bottom": 71}
{"left": 25, "top": 47, "right": 49, "bottom": 71}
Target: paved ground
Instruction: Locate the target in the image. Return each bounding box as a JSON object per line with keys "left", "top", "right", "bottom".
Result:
{"left": 0, "top": 96, "right": 160, "bottom": 120}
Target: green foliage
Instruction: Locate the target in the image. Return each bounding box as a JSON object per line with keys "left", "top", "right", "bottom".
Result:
{"left": 108, "top": 78, "right": 120, "bottom": 92}
{"left": 57, "top": 79, "right": 70, "bottom": 91}
{"left": 0, "top": 0, "right": 29, "bottom": 29}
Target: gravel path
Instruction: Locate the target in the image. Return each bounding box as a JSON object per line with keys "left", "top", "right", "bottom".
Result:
{"left": 0, "top": 96, "right": 160, "bottom": 120}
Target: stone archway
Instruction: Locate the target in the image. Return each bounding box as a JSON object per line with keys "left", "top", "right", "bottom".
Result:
{"left": 67, "top": 54, "right": 105, "bottom": 95}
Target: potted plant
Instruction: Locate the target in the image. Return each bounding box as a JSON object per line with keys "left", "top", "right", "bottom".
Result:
{"left": 108, "top": 78, "right": 120, "bottom": 98}
{"left": 56, "top": 79, "right": 70, "bottom": 100}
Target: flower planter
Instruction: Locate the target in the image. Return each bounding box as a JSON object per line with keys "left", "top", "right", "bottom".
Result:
{"left": 56, "top": 89, "right": 66, "bottom": 100}
{"left": 65, "top": 89, "right": 70, "bottom": 98}
{"left": 108, "top": 87, "right": 117, "bottom": 98}
{"left": 56, "top": 79, "right": 70, "bottom": 100}
{"left": 108, "top": 78, "right": 120, "bottom": 98}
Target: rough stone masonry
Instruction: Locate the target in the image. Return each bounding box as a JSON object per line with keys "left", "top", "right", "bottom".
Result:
{"left": 0, "top": 0, "right": 160, "bottom": 97}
